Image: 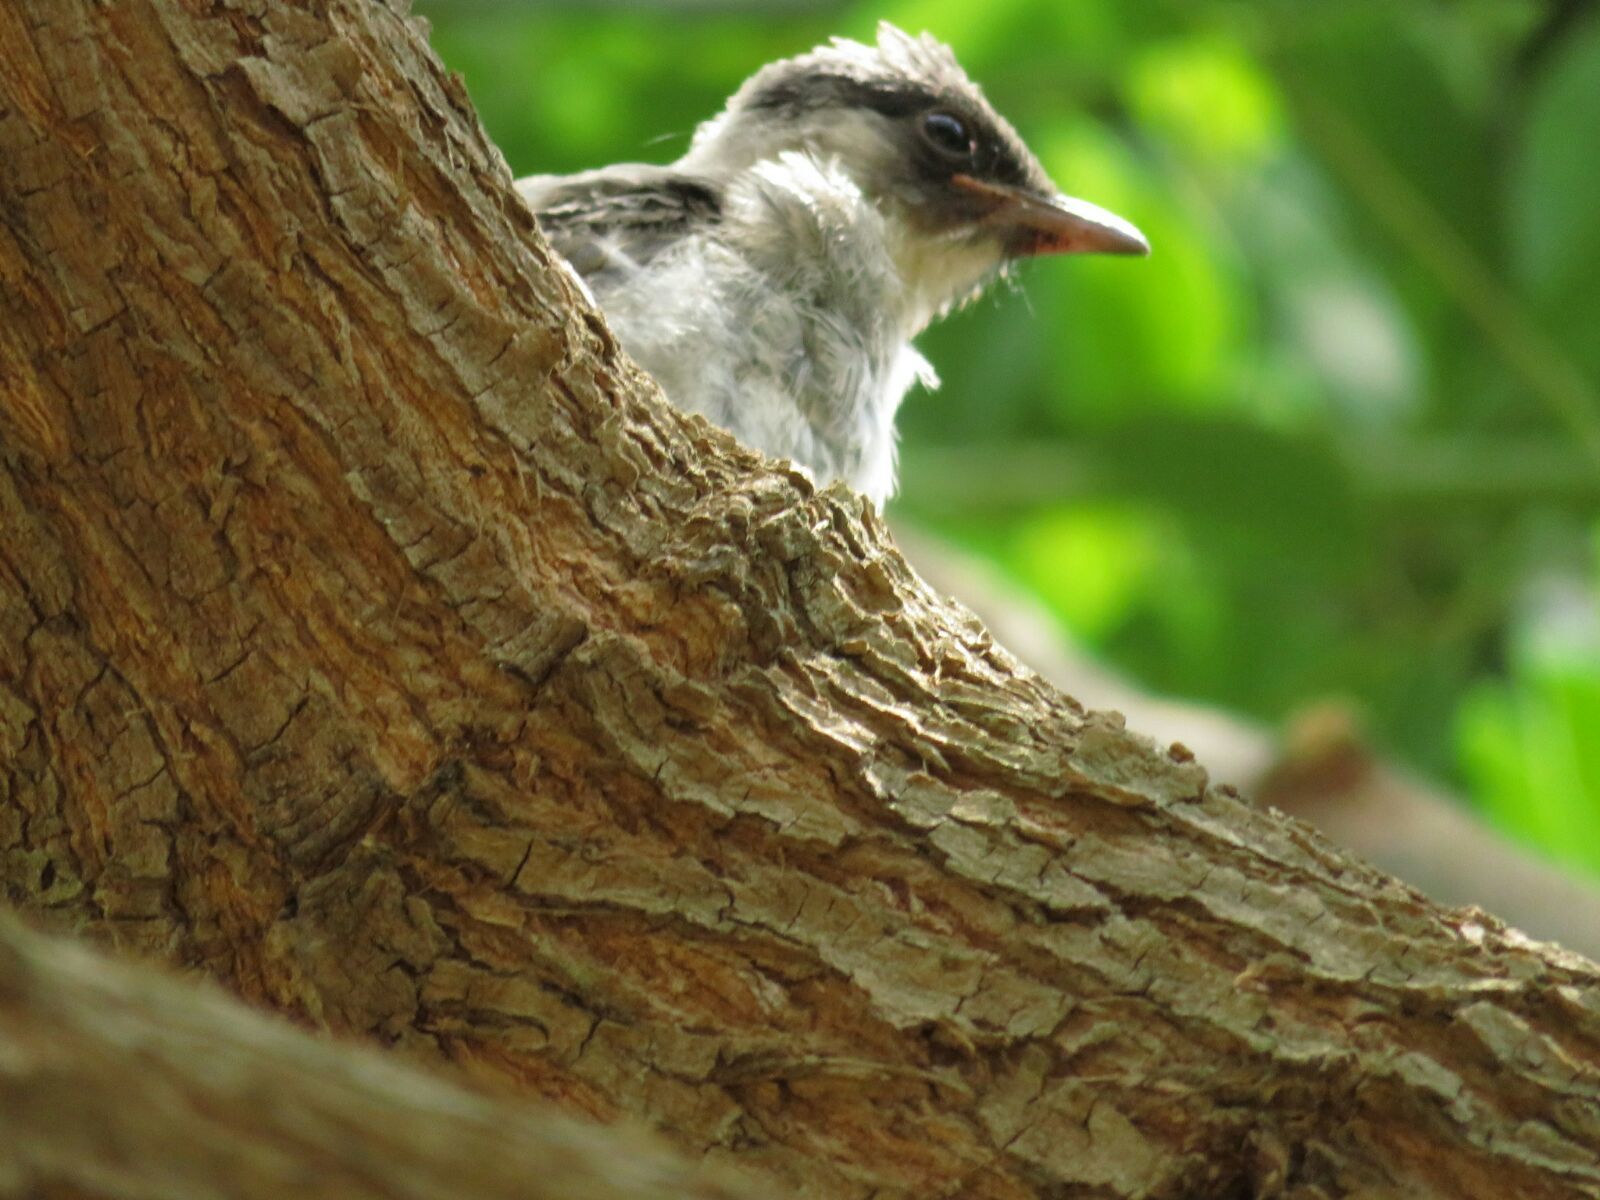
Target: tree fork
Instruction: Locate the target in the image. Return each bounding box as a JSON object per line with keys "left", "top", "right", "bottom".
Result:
{"left": 0, "top": 1, "right": 1596, "bottom": 1197}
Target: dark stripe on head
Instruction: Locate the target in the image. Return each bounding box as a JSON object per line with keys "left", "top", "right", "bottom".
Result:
{"left": 746, "top": 70, "right": 1038, "bottom": 192}
{"left": 745, "top": 70, "right": 938, "bottom": 120}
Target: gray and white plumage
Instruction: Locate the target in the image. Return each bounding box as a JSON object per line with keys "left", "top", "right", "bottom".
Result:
{"left": 518, "top": 23, "right": 1147, "bottom": 506}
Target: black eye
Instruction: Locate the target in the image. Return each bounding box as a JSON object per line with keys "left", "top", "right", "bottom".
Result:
{"left": 921, "top": 111, "right": 973, "bottom": 161}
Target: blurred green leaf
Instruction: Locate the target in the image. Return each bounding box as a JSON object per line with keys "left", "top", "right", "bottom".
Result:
{"left": 1005, "top": 504, "right": 1164, "bottom": 640}
{"left": 1270, "top": 3, "right": 1504, "bottom": 265}
{"left": 1459, "top": 662, "right": 1600, "bottom": 878}
{"left": 1512, "top": 22, "right": 1600, "bottom": 380}
{"left": 1126, "top": 34, "right": 1283, "bottom": 166}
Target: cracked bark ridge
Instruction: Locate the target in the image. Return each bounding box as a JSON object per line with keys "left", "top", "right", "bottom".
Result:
{"left": 0, "top": 1, "right": 1597, "bottom": 1197}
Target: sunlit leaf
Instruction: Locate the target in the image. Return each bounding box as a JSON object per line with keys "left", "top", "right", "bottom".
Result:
{"left": 1126, "top": 34, "right": 1283, "bottom": 166}
{"left": 1004, "top": 504, "right": 1163, "bottom": 640}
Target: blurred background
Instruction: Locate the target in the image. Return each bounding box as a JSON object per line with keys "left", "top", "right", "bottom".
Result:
{"left": 415, "top": 0, "right": 1600, "bottom": 932}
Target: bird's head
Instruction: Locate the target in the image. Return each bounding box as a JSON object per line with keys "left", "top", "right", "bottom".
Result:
{"left": 682, "top": 22, "right": 1147, "bottom": 329}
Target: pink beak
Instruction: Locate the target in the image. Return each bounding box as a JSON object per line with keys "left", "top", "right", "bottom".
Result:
{"left": 953, "top": 173, "right": 1149, "bottom": 258}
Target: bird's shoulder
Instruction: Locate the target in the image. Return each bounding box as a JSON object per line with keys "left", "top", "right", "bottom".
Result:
{"left": 516, "top": 165, "right": 723, "bottom": 273}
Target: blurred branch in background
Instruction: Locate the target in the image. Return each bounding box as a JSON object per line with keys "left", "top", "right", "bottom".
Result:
{"left": 1518, "top": 0, "right": 1600, "bottom": 73}
{"left": 901, "top": 436, "right": 1600, "bottom": 514}
{"left": 1286, "top": 87, "right": 1600, "bottom": 466}
{"left": 419, "top": 0, "right": 1600, "bottom": 936}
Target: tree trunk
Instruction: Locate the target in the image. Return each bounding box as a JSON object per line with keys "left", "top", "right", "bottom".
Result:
{"left": 0, "top": 2, "right": 1596, "bottom": 1197}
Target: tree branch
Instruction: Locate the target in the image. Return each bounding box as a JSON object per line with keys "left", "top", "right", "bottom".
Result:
{"left": 0, "top": 914, "right": 751, "bottom": 1200}
{"left": 1, "top": 1, "right": 1597, "bottom": 1197}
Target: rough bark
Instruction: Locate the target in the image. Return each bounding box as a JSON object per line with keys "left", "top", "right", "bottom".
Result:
{"left": 898, "top": 525, "right": 1600, "bottom": 961}
{"left": 0, "top": 913, "right": 751, "bottom": 1200}
{"left": 0, "top": 1, "right": 1597, "bottom": 1198}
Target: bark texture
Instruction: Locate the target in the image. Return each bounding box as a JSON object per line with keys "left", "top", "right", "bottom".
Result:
{"left": 1, "top": 1, "right": 1597, "bottom": 1197}
{"left": 0, "top": 914, "right": 751, "bottom": 1200}
{"left": 898, "top": 525, "right": 1600, "bottom": 961}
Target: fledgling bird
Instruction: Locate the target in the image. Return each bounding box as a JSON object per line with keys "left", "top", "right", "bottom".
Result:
{"left": 518, "top": 23, "right": 1147, "bottom": 506}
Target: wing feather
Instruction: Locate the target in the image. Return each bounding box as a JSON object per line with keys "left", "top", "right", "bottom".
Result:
{"left": 516, "top": 166, "right": 722, "bottom": 277}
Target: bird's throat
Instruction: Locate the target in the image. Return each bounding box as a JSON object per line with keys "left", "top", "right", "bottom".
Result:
{"left": 882, "top": 216, "right": 1004, "bottom": 338}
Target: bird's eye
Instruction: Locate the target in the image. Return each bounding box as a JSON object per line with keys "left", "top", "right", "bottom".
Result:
{"left": 921, "top": 111, "right": 973, "bottom": 161}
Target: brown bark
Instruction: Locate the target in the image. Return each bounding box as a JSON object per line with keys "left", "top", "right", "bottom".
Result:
{"left": 897, "top": 525, "right": 1600, "bottom": 961}
{"left": 0, "top": 913, "right": 752, "bottom": 1200}
{"left": 0, "top": 1, "right": 1597, "bottom": 1197}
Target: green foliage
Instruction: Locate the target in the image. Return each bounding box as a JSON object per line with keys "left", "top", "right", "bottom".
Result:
{"left": 418, "top": 0, "right": 1600, "bottom": 877}
{"left": 1514, "top": 21, "right": 1600, "bottom": 387}
{"left": 1459, "top": 597, "right": 1600, "bottom": 876}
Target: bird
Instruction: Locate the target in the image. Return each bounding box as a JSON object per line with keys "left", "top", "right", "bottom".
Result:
{"left": 517, "top": 22, "right": 1148, "bottom": 507}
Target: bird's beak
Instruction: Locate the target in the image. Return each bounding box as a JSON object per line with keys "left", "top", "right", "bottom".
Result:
{"left": 952, "top": 174, "right": 1149, "bottom": 258}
